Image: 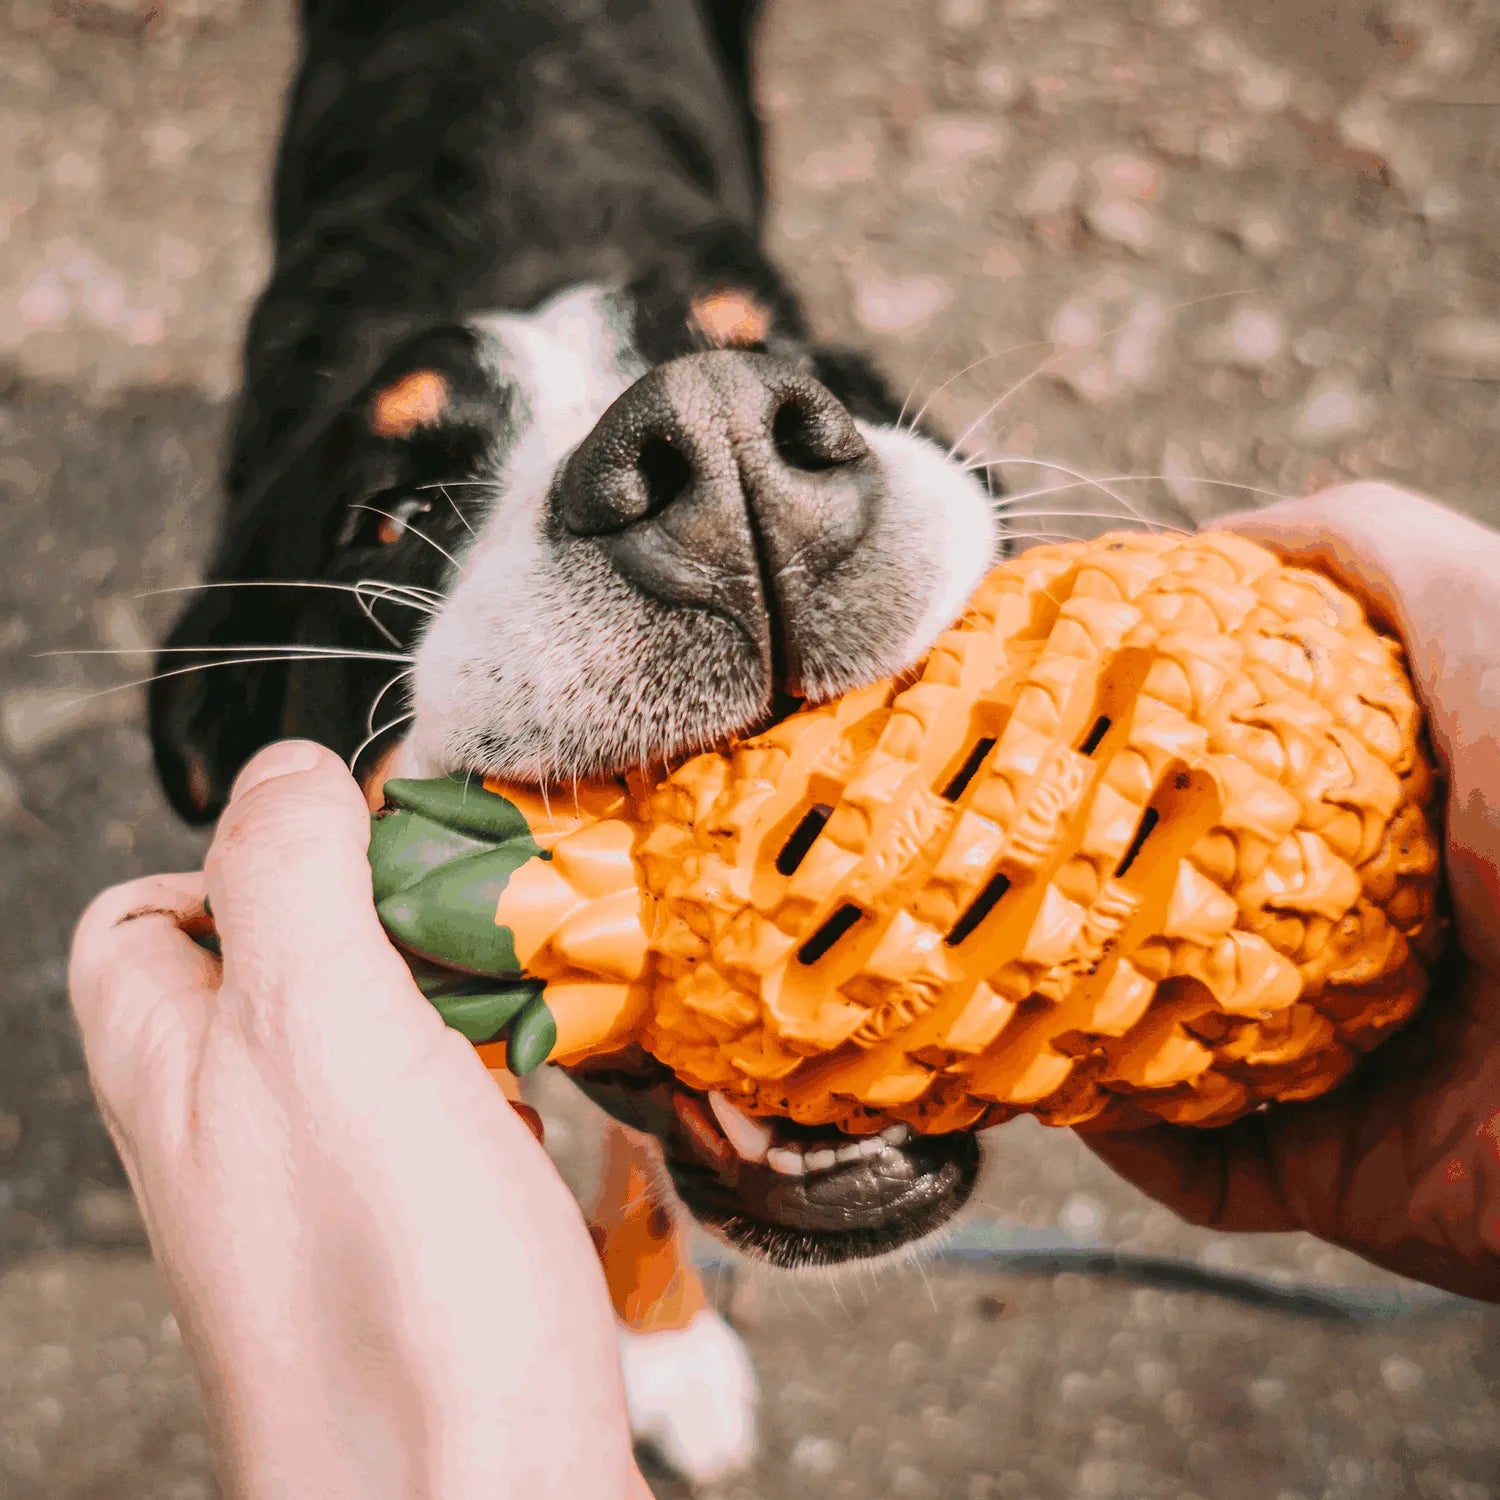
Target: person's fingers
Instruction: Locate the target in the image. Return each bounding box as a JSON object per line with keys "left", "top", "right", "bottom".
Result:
{"left": 205, "top": 739, "right": 436, "bottom": 1050}
{"left": 1207, "top": 483, "right": 1500, "bottom": 742}
{"left": 69, "top": 872, "right": 216, "bottom": 1153}
{"left": 1212, "top": 481, "right": 1500, "bottom": 972}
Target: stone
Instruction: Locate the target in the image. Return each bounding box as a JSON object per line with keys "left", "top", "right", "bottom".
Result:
{"left": 0, "top": 683, "right": 142, "bottom": 757}
{"left": 72, "top": 1186, "right": 142, "bottom": 1242}
{"left": 1416, "top": 316, "right": 1500, "bottom": 380}
{"left": 1295, "top": 381, "right": 1376, "bottom": 442}
{"left": 1083, "top": 197, "right": 1155, "bottom": 254}
{"left": 790, "top": 1435, "right": 845, "bottom": 1477}
{"left": 1380, "top": 1355, "right": 1425, "bottom": 1396}
{"left": 851, "top": 269, "right": 953, "bottom": 335}
{"left": 1017, "top": 157, "right": 1081, "bottom": 219}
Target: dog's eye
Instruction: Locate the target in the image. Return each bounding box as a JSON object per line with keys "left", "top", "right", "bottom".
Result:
{"left": 340, "top": 494, "right": 435, "bottom": 549}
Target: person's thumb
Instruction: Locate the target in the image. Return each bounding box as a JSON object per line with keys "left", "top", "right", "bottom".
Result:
{"left": 206, "top": 740, "right": 422, "bottom": 1042}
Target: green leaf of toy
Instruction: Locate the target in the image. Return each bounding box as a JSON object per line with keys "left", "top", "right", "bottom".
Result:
{"left": 428, "top": 981, "right": 545, "bottom": 1045}
{"left": 368, "top": 810, "right": 489, "bottom": 904}
{"left": 506, "top": 994, "right": 558, "bottom": 1075}
{"left": 376, "top": 844, "right": 540, "bottom": 977}
{"left": 381, "top": 776, "right": 540, "bottom": 844}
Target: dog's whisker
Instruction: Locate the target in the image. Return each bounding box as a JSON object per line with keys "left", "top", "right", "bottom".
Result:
{"left": 992, "top": 504, "right": 1189, "bottom": 534}
{"left": 971, "top": 461, "right": 1296, "bottom": 512}
{"left": 906, "top": 337, "right": 1050, "bottom": 436}
{"left": 895, "top": 331, "right": 954, "bottom": 432}
{"left": 352, "top": 586, "right": 406, "bottom": 649}
{"left": 968, "top": 455, "right": 1158, "bottom": 527}
{"left": 135, "top": 578, "right": 440, "bottom": 611}
{"left": 947, "top": 288, "right": 1251, "bottom": 461}
{"left": 366, "top": 667, "right": 415, "bottom": 739}
{"left": 350, "top": 505, "right": 463, "bottom": 568}
{"left": 437, "top": 483, "right": 477, "bottom": 538}
{"left": 52, "top": 651, "right": 415, "bottom": 710}
{"left": 356, "top": 578, "right": 444, "bottom": 607}
{"left": 349, "top": 711, "right": 415, "bottom": 775}
{"left": 40, "top": 644, "right": 415, "bottom": 660}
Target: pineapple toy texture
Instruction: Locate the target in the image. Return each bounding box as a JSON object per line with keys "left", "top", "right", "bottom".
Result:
{"left": 372, "top": 529, "right": 1446, "bottom": 1136}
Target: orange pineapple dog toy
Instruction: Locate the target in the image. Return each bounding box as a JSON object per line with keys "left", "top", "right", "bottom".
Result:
{"left": 373, "top": 528, "right": 1445, "bottom": 1137}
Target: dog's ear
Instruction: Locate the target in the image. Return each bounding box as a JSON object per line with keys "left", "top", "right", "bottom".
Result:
{"left": 148, "top": 536, "right": 298, "bottom": 824}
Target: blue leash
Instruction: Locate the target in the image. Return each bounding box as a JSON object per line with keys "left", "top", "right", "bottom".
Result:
{"left": 693, "top": 1218, "right": 1478, "bottom": 1323}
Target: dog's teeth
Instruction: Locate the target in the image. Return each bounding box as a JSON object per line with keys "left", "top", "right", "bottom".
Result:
{"left": 859, "top": 1137, "right": 886, "bottom": 1157}
{"left": 803, "top": 1147, "right": 838, "bottom": 1172}
{"left": 766, "top": 1145, "right": 806, "bottom": 1176}
{"left": 707, "top": 1090, "right": 774, "bottom": 1164}
{"left": 835, "top": 1142, "right": 865, "bottom": 1163}
{"left": 879, "top": 1123, "right": 911, "bottom": 1146}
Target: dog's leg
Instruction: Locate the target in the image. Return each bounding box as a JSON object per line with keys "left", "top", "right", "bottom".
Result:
{"left": 590, "top": 1122, "right": 759, "bottom": 1485}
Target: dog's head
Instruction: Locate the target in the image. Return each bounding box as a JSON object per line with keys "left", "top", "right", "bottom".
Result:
{"left": 152, "top": 278, "right": 998, "bottom": 1266}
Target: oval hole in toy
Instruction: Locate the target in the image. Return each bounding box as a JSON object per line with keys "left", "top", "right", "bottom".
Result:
{"left": 1113, "top": 805, "right": 1160, "bottom": 880}
{"left": 797, "top": 902, "right": 866, "bottom": 965}
{"left": 941, "top": 737, "right": 997, "bottom": 801}
{"left": 776, "top": 803, "right": 833, "bottom": 876}
{"left": 946, "top": 871, "right": 1013, "bottom": 947}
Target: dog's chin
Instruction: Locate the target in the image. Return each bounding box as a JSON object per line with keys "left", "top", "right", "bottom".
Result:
{"left": 568, "top": 1053, "right": 981, "bottom": 1270}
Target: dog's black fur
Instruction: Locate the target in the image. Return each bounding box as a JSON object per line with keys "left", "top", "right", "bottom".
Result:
{"left": 152, "top": 0, "right": 906, "bottom": 818}
{"left": 151, "top": 0, "right": 987, "bottom": 1270}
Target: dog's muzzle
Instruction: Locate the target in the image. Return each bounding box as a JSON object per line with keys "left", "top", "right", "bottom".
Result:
{"left": 555, "top": 350, "right": 884, "bottom": 693}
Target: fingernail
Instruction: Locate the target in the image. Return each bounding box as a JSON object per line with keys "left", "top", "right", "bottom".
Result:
{"left": 227, "top": 740, "right": 327, "bottom": 805}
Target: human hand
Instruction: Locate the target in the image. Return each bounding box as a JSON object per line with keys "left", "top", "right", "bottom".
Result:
{"left": 69, "top": 741, "right": 647, "bottom": 1500}
{"left": 1083, "top": 482, "right": 1500, "bottom": 1302}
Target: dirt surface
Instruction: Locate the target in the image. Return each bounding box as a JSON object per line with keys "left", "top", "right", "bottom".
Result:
{"left": 2, "top": 0, "right": 1499, "bottom": 1496}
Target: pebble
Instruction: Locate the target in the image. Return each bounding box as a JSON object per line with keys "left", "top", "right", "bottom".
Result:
{"left": 1249, "top": 1376, "right": 1289, "bottom": 1412}
{"left": 1017, "top": 157, "right": 1081, "bottom": 219}
{"left": 1295, "top": 380, "right": 1376, "bottom": 441}
{"left": 94, "top": 596, "right": 156, "bottom": 666}
{"left": 1231, "top": 211, "right": 1286, "bottom": 260}
{"left": 976, "top": 61, "right": 1020, "bottom": 106}
{"left": 915, "top": 115, "right": 1009, "bottom": 170}
{"left": 938, "top": 0, "right": 987, "bottom": 31}
{"left": 1059, "top": 1191, "right": 1105, "bottom": 1236}
{"left": 1086, "top": 152, "right": 1161, "bottom": 203}
{"left": 1416, "top": 316, "right": 1500, "bottom": 380}
{"left": 789, "top": 1434, "right": 844, "bottom": 1477}
{"left": 1083, "top": 196, "right": 1155, "bottom": 254}
{"left": 851, "top": 269, "right": 952, "bottom": 335}
{"left": 798, "top": 133, "right": 880, "bottom": 189}
{"left": 891, "top": 1464, "right": 937, "bottom": 1499}
{"left": 1206, "top": 307, "right": 1285, "bottom": 368}
{"left": 1336, "top": 97, "right": 1431, "bottom": 200}
{"left": 0, "top": 684, "right": 142, "bottom": 757}
{"left": 1379, "top": 1355, "right": 1426, "bottom": 1396}
{"left": 72, "top": 1186, "right": 142, "bottom": 1242}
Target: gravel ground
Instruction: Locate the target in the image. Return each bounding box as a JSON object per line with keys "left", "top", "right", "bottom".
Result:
{"left": 2, "top": 0, "right": 1499, "bottom": 1496}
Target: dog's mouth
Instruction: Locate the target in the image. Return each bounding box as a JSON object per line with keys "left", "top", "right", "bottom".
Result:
{"left": 568, "top": 1049, "right": 981, "bottom": 1268}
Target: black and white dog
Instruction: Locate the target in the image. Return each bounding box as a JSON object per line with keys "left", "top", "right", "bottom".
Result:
{"left": 150, "top": 0, "right": 1000, "bottom": 1479}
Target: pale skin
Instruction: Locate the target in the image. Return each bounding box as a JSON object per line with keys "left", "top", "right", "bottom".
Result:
{"left": 69, "top": 740, "right": 651, "bottom": 1500}
{"left": 69, "top": 483, "right": 1498, "bottom": 1496}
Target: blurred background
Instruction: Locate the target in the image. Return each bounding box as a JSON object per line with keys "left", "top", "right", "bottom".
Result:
{"left": 2, "top": 0, "right": 1499, "bottom": 1496}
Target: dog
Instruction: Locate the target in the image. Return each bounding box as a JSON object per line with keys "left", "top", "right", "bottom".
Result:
{"left": 149, "top": 0, "right": 1000, "bottom": 1482}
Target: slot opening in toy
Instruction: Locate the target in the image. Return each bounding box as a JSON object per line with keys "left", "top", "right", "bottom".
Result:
{"left": 797, "top": 903, "right": 866, "bottom": 965}
{"left": 946, "top": 871, "right": 1013, "bottom": 947}
{"left": 1113, "top": 806, "right": 1160, "bottom": 880}
{"left": 941, "top": 736, "right": 998, "bottom": 801}
{"left": 775, "top": 803, "right": 834, "bottom": 876}
{"left": 1078, "top": 715, "right": 1111, "bottom": 757}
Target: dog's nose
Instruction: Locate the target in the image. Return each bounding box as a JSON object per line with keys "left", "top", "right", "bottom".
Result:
{"left": 558, "top": 351, "right": 880, "bottom": 682}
